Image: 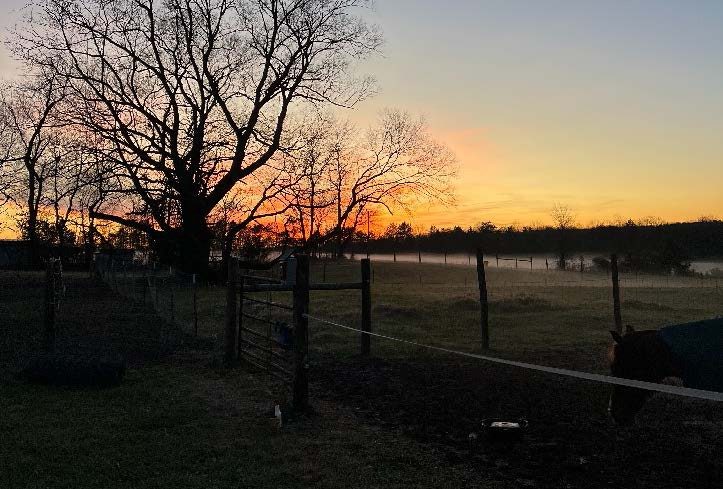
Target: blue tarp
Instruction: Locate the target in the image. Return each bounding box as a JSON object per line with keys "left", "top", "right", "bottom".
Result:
{"left": 658, "top": 318, "right": 723, "bottom": 392}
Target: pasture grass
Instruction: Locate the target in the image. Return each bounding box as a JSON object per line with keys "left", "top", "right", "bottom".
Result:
{"left": 2, "top": 262, "right": 721, "bottom": 488}
{"left": 122, "top": 259, "right": 723, "bottom": 372}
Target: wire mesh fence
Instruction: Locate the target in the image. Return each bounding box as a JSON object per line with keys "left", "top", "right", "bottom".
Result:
{"left": 84, "top": 253, "right": 723, "bottom": 374}
{"left": 93, "top": 254, "right": 226, "bottom": 354}
{"left": 2, "top": 257, "right": 188, "bottom": 374}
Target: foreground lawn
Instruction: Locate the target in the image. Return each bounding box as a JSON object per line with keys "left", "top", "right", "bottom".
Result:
{"left": 1, "top": 359, "right": 490, "bottom": 489}
{"left": 0, "top": 272, "right": 492, "bottom": 489}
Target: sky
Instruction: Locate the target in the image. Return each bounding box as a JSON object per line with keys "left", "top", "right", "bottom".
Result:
{"left": 2, "top": 0, "right": 723, "bottom": 232}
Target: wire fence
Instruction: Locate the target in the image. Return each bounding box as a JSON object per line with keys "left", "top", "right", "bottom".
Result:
{"left": 93, "top": 253, "right": 303, "bottom": 362}
{"left": 7, "top": 254, "right": 721, "bottom": 414}
{"left": 88, "top": 253, "right": 723, "bottom": 377}
{"left": 286, "top": 257, "right": 723, "bottom": 377}
{"left": 304, "top": 313, "right": 723, "bottom": 402}
{"left": 93, "top": 254, "right": 219, "bottom": 348}
{"left": 361, "top": 261, "right": 723, "bottom": 308}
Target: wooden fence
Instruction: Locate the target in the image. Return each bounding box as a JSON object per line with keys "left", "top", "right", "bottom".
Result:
{"left": 223, "top": 250, "right": 644, "bottom": 410}
{"left": 225, "top": 255, "right": 372, "bottom": 411}
{"left": 495, "top": 254, "right": 534, "bottom": 270}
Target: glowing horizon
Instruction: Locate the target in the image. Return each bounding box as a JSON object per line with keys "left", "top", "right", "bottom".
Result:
{"left": 2, "top": 0, "right": 723, "bottom": 235}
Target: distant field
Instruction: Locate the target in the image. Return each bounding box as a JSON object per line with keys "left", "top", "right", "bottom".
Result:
{"left": 101, "top": 259, "right": 723, "bottom": 372}
{"left": 304, "top": 261, "right": 723, "bottom": 362}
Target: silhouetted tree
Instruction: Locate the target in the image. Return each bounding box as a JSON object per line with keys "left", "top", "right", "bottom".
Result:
{"left": 0, "top": 76, "right": 66, "bottom": 264}
{"left": 15, "top": 0, "right": 381, "bottom": 274}
{"left": 551, "top": 203, "right": 575, "bottom": 269}
{"left": 281, "top": 111, "right": 457, "bottom": 256}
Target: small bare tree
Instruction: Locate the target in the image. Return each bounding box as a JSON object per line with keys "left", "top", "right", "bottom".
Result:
{"left": 551, "top": 203, "right": 576, "bottom": 270}
{"left": 281, "top": 113, "right": 338, "bottom": 251}
{"left": 282, "top": 110, "right": 457, "bottom": 255}
{"left": 0, "top": 76, "right": 67, "bottom": 263}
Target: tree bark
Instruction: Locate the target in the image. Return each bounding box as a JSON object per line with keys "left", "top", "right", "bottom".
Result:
{"left": 26, "top": 169, "right": 39, "bottom": 267}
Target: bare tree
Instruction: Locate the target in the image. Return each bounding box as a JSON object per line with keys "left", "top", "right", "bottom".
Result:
{"left": 212, "top": 154, "right": 299, "bottom": 273}
{"left": 15, "top": 0, "right": 381, "bottom": 273}
{"left": 281, "top": 113, "right": 337, "bottom": 251}
{"left": 0, "top": 113, "right": 16, "bottom": 209}
{"left": 283, "top": 110, "right": 457, "bottom": 255}
{"left": 551, "top": 203, "right": 576, "bottom": 270}
{"left": 0, "top": 77, "right": 67, "bottom": 264}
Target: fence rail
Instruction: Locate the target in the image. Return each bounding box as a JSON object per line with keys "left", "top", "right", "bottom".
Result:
{"left": 224, "top": 255, "right": 373, "bottom": 412}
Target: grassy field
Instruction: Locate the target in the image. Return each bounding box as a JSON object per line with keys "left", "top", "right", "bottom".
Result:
{"left": 2, "top": 262, "right": 722, "bottom": 488}
{"left": 110, "top": 259, "right": 723, "bottom": 370}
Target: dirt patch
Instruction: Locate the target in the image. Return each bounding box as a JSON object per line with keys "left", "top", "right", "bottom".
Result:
{"left": 313, "top": 355, "right": 722, "bottom": 489}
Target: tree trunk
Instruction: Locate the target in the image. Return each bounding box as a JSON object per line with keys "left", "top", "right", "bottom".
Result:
{"left": 178, "top": 223, "right": 212, "bottom": 276}
{"left": 84, "top": 218, "right": 97, "bottom": 268}
{"left": 336, "top": 231, "right": 344, "bottom": 259}
{"left": 557, "top": 229, "right": 567, "bottom": 270}
{"left": 150, "top": 223, "right": 212, "bottom": 277}
{"left": 335, "top": 229, "right": 352, "bottom": 259}
{"left": 26, "top": 170, "right": 39, "bottom": 267}
{"left": 220, "top": 236, "right": 233, "bottom": 282}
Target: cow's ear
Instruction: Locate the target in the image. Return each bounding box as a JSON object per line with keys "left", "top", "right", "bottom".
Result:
{"left": 625, "top": 324, "right": 635, "bottom": 333}
{"left": 610, "top": 331, "right": 624, "bottom": 344}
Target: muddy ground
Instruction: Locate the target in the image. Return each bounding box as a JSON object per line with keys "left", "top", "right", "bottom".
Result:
{"left": 314, "top": 356, "right": 722, "bottom": 489}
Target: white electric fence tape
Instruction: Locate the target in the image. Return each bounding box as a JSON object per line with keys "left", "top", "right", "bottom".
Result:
{"left": 304, "top": 314, "right": 723, "bottom": 402}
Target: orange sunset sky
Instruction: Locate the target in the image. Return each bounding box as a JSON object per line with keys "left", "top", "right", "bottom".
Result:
{"left": 2, "top": 1, "right": 723, "bottom": 237}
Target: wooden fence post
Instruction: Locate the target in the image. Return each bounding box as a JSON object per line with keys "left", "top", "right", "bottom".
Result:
{"left": 237, "top": 275, "right": 245, "bottom": 358}
{"left": 43, "top": 259, "right": 56, "bottom": 352}
{"left": 611, "top": 253, "right": 622, "bottom": 334}
{"left": 361, "top": 258, "right": 372, "bottom": 356}
{"left": 170, "top": 287, "right": 175, "bottom": 325}
{"left": 293, "top": 255, "right": 310, "bottom": 411}
{"left": 192, "top": 274, "right": 198, "bottom": 337}
{"left": 224, "top": 257, "right": 239, "bottom": 366}
{"left": 476, "top": 249, "right": 490, "bottom": 350}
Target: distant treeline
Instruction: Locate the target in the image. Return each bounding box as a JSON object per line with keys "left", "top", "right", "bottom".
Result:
{"left": 347, "top": 220, "right": 723, "bottom": 273}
